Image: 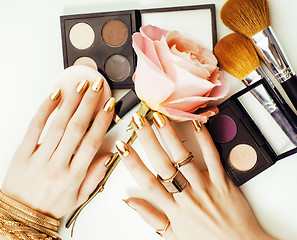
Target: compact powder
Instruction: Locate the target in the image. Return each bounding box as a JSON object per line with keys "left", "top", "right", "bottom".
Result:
{"left": 104, "top": 55, "right": 130, "bottom": 81}
{"left": 69, "top": 23, "right": 95, "bottom": 50}
{"left": 73, "top": 57, "right": 98, "bottom": 70}
{"left": 229, "top": 144, "right": 257, "bottom": 171}
{"left": 210, "top": 115, "right": 237, "bottom": 143}
{"left": 102, "top": 20, "right": 128, "bottom": 47}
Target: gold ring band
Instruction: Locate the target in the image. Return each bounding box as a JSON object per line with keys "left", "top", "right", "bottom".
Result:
{"left": 174, "top": 152, "right": 194, "bottom": 168}
{"left": 157, "top": 168, "right": 188, "bottom": 194}
{"left": 156, "top": 220, "right": 170, "bottom": 237}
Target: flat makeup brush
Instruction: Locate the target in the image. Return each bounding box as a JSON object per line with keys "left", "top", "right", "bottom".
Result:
{"left": 221, "top": 0, "right": 297, "bottom": 111}
{"left": 214, "top": 33, "right": 297, "bottom": 146}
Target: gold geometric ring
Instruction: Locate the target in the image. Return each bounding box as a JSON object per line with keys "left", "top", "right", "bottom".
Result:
{"left": 157, "top": 168, "right": 188, "bottom": 194}
{"left": 156, "top": 220, "right": 170, "bottom": 237}
{"left": 174, "top": 152, "right": 194, "bottom": 168}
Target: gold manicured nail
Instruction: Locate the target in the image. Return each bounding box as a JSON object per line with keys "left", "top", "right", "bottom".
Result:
{"left": 50, "top": 88, "right": 61, "bottom": 101}
{"left": 192, "top": 120, "right": 202, "bottom": 132}
{"left": 76, "top": 79, "right": 89, "bottom": 94}
{"left": 132, "top": 113, "right": 145, "bottom": 130}
{"left": 103, "top": 97, "right": 116, "bottom": 112}
{"left": 104, "top": 153, "right": 118, "bottom": 168}
{"left": 153, "top": 112, "right": 165, "bottom": 128}
{"left": 91, "top": 77, "right": 104, "bottom": 92}
{"left": 122, "top": 199, "right": 136, "bottom": 210}
{"left": 116, "top": 140, "right": 130, "bottom": 157}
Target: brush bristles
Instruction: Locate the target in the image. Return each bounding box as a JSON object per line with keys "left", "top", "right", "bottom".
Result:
{"left": 221, "top": 0, "right": 270, "bottom": 38}
{"left": 214, "top": 33, "right": 260, "bottom": 80}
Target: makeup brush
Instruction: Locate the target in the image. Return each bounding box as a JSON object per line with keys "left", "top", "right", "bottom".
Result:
{"left": 214, "top": 33, "right": 297, "bottom": 146}
{"left": 221, "top": 0, "right": 297, "bottom": 111}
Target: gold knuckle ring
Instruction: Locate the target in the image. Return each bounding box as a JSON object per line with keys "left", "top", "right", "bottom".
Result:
{"left": 156, "top": 220, "right": 170, "bottom": 237}
{"left": 174, "top": 152, "right": 194, "bottom": 168}
{"left": 157, "top": 168, "right": 188, "bottom": 194}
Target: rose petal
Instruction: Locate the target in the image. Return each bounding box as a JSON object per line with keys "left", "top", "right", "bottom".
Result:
{"left": 166, "top": 64, "right": 218, "bottom": 100}
{"left": 208, "top": 68, "right": 221, "bottom": 85}
{"left": 164, "top": 95, "right": 223, "bottom": 113}
{"left": 154, "top": 42, "right": 219, "bottom": 99}
{"left": 169, "top": 45, "right": 211, "bottom": 78}
{"left": 158, "top": 106, "right": 219, "bottom": 122}
{"left": 200, "top": 48, "right": 218, "bottom": 66}
{"left": 133, "top": 32, "right": 163, "bottom": 71}
{"left": 204, "top": 68, "right": 220, "bottom": 97}
{"left": 208, "top": 71, "right": 229, "bottom": 98}
{"left": 166, "top": 31, "right": 200, "bottom": 53}
{"left": 166, "top": 31, "right": 218, "bottom": 74}
{"left": 132, "top": 32, "right": 175, "bottom": 109}
{"left": 140, "top": 25, "right": 169, "bottom": 42}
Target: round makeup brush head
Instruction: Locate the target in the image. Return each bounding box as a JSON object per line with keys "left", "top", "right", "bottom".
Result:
{"left": 221, "top": 0, "right": 270, "bottom": 38}
{"left": 214, "top": 33, "right": 260, "bottom": 80}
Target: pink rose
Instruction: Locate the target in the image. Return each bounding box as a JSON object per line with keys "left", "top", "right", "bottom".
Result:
{"left": 132, "top": 25, "right": 229, "bottom": 122}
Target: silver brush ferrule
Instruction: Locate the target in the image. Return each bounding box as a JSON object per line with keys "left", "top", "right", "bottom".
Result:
{"left": 243, "top": 68, "right": 278, "bottom": 113}
{"left": 243, "top": 67, "right": 265, "bottom": 85}
{"left": 251, "top": 26, "right": 295, "bottom": 83}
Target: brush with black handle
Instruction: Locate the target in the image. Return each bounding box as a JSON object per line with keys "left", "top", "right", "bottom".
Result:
{"left": 214, "top": 33, "right": 297, "bottom": 146}
{"left": 221, "top": 0, "right": 297, "bottom": 111}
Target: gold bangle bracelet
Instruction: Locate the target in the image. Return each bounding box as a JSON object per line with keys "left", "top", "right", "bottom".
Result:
{"left": 0, "top": 215, "right": 55, "bottom": 240}
{"left": 0, "top": 200, "right": 58, "bottom": 231}
{"left": 0, "top": 208, "right": 60, "bottom": 239}
{"left": 0, "top": 228, "right": 21, "bottom": 240}
{"left": 0, "top": 191, "right": 59, "bottom": 227}
{"left": 0, "top": 207, "right": 59, "bottom": 239}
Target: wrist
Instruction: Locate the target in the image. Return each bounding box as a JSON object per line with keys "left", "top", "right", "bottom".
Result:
{"left": 0, "top": 189, "right": 61, "bottom": 240}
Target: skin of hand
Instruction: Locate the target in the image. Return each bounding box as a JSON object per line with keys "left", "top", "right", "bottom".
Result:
{"left": 1, "top": 77, "right": 114, "bottom": 219}
{"left": 118, "top": 113, "right": 277, "bottom": 240}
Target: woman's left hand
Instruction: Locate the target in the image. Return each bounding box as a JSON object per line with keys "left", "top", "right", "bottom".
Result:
{"left": 117, "top": 113, "right": 275, "bottom": 240}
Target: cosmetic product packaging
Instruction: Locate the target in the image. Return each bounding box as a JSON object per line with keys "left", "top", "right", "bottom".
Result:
{"left": 206, "top": 79, "right": 297, "bottom": 186}
{"left": 60, "top": 4, "right": 217, "bottom": 89}
{"left": 108, "top": 90, "right": 140, "bottom": 131}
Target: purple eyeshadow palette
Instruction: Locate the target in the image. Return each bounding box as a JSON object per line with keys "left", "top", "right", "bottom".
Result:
{"left": 60, "top": 4, "right": 217, "bottom": 90}
{"left": 206, "top": 79, "right": 297, "bottom": 186}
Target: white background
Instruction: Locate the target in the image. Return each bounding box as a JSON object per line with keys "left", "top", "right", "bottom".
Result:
{"left": 0, "top": 0, "right": 297, "bottom": 239}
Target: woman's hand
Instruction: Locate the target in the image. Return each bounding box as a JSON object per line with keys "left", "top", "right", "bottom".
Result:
{"left": 117, "top": 113, "right": 276, "bottom": 240}
{"left": 2, "top": 76, "right": 115, "bottom": 219}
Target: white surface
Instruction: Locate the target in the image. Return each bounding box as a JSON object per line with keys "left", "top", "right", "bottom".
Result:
{"left": 0, "top": 0, "right": 297, "bottom": 240}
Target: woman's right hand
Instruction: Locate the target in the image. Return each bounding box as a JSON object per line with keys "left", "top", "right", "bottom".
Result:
{"left": 2, "top": 73, "right": 115, "bottom": 219}
{"left": 117, "top": 113, "right": 276, "bottom": 240}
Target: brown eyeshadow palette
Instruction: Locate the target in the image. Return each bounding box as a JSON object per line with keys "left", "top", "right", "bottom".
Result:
{"left": 206, "top": 80, "right": 297, "bottom": 186}
{"left": 60, "top": 4, "right": 217, "bottom": 89}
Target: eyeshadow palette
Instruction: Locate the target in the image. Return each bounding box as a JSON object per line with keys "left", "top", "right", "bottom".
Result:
{"left": 60, "top": 4, "right": 217, "bottom": 89}
{"left": 206, "top": 80, "right": 297, "bottom": 186}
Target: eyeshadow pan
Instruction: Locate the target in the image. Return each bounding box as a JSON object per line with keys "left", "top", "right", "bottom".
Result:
{"left": 210, "top": 115, "right": 237, "bottom": 143}
{"left": 229, "top": 144, "right": 257, "bottom": 171}
{"left": 104, "top": 55, "right": 130, "bottom": 81}
{"left": 102, "top": 20, "right": 128, "bottom": 47}
{"left": 61, "top": 5, "right": 218, "bottom": 90}
{"left": 73, "top": 56, "right": 98, "bottom": 70}
{"left": 69, "top": 23, "right": 95, "bottom": 50}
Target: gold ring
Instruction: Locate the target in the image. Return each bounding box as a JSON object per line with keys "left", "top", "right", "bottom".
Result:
{"left": 156, "top": 220, "right": 170, "bottom": 237}
{"left": 174, "top": 152, "right": 194, "bottom": 168}
{"left": 157, "top": 168, "right": 188, "bottom": 194}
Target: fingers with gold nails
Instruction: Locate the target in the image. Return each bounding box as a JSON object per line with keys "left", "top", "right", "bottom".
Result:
{"left": 122, "top": 198, "right": 174, "bottom": 238}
